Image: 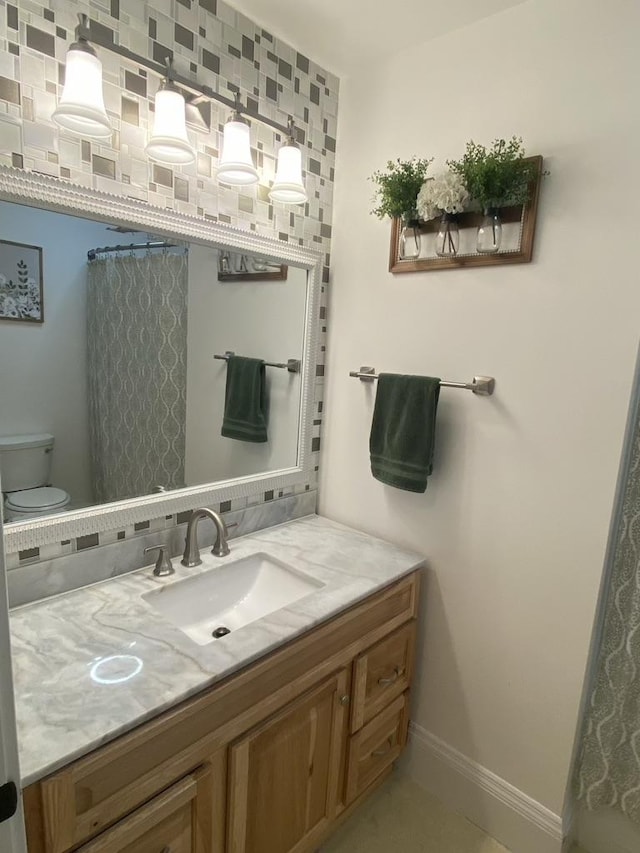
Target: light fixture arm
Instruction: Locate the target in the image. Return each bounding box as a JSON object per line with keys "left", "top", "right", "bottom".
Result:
{"left": 75, "top": 13, "right": 91, "bottom": 41}
{"left": 164, "top": 55, "right": 175, "bottom": 84}
{"left": 233, "top": 90, "right": 243, "bottom": 118}
{"left": 286, "top": 116, "right": 298, "bottom": 146}
{"left": 72, "top": 13, "right": 97, "bottom": 55}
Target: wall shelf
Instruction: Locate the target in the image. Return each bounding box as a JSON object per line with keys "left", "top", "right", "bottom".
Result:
{"left": 388, "top": 155, "right": 543, "bottom": 274}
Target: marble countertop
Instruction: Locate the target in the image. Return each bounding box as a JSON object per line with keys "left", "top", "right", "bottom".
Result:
{"left": 10, "top": 514, "right": 423, "bottom": 787}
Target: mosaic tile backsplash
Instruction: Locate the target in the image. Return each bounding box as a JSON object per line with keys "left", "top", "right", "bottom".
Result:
{"left": 0, "top": 0, "right": 336, "bottom": 566}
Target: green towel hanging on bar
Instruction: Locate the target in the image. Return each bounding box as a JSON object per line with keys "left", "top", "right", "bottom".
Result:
{"left": 369, "top": 373, "right": 441, "bottom": 493}
{"left": 221, "top": 355, "right": 268, "bottom": 443}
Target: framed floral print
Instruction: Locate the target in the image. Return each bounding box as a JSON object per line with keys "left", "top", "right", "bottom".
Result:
{"left": 0, "top": 239, "right": 44, "bottom": 323}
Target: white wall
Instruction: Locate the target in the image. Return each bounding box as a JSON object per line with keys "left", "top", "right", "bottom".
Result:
{"left": 320, "top": 0, "right": 640, "bottom": 842}
{"left": 185, "top": 246, "right": 307, "bottom": 485}
{"left": 0, "top": 202, "right": 110, "bottom": 506}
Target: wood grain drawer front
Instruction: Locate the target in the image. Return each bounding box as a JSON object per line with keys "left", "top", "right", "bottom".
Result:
{"left": 345, "top": 692, "right": 409, "bottom": 805}
{"left": 227, "top": 670, "right": 349, "bottom": 853}
{"left": 351, "top": 621, "right": 416, "bottom": 733}
{"left": 75, "top": 767, "right": 208, "bottom": 853}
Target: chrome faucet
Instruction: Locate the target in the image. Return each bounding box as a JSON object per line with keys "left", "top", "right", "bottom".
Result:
{"left": 181, "top": 508, "right": 230, "bottom": 567}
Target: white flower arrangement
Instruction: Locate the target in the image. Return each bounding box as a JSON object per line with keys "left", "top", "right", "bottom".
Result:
{"left": 416, "top": 170, "right": 470, "bottom": 221}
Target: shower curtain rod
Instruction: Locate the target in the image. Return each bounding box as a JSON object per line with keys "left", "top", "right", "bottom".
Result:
{"left": 87, "top": 241, "right": 178, "bottom": 261}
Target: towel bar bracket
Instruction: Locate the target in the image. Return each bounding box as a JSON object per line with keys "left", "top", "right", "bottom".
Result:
{"left": 349, "top": 367, "right": 495, "bottom": 396}
{"left": 349, "top": 366, "right": 376, "bottom": 382}
{"left": 469, "top": 376, "right": 495, "bottom": 396}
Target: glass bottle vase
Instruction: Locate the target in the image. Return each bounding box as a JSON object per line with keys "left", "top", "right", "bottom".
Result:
{"left": 435, "top": 213, "right": 459, "bottom": 257}
{"left": 399, "top": 216, "right": 421, "bottom": 260}
{"left": 476, "top": 208, "right": 502, "bottom": 254}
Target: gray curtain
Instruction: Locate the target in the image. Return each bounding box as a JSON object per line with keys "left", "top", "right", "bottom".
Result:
{"left": 576, "top": 391, "right": 640, "bottom": 822}
{"left": 87, "top": 252, "right": 188, "bottom": 503}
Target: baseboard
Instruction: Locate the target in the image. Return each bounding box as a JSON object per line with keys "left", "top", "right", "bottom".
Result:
{"left": 402, "top": 722, "right": 565, "bottom": 853}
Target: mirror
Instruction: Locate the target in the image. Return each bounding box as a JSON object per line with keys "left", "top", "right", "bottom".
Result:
{"left": 0, "top": 168, "right": 321, "bottom": 548}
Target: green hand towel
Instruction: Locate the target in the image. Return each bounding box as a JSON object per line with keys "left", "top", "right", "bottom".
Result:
{"left": 369, "top": 373, "right": 441, "bottom": 493}
{"left": 221, "top": 355, "right": 268, "bottom": 443}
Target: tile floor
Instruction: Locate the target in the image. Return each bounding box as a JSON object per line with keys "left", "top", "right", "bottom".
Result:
{"left": 321, "top": 772, "right": 510, "bottom": 853}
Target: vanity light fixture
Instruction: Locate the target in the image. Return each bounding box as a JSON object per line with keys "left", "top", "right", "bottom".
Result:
{"left": 216, "top": 95, "right": 260, "bottom": 186}
{"left": 52, "top": 13, "right": 112, "bottom": 139}
{"left": 145, "top": 60, "right": 196, "bottom": 166}
{"left": 51, "top": 17, "right": 309, "bottom": 203}
{"left": 269, "top": 118, "right": 308, "bottom": 205}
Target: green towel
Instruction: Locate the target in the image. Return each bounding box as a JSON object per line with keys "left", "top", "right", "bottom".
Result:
{"left": 221, "top": 355, "right": 268, "bottom": 443}
{"left": 369, "top": 373, "right": 441, "bottom": 493}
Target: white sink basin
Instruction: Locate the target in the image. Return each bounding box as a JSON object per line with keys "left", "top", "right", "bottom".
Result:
{"left": 142, "top": 552, "right": 324, "bottom": 645}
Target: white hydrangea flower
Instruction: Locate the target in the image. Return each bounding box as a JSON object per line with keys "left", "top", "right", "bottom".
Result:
{"left": 416, "top": 179, "right": 440, "bottom": 222}
{"left": 417, "top": 171, "right": 470, "bottom": 220}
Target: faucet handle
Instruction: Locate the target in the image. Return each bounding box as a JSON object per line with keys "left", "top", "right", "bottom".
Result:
{"left": 145, "top": 545, "right": 175, "bottom": 577}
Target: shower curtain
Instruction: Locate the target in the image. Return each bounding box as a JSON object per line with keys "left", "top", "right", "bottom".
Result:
{"left": 576, "top": 389, "right": 640, "bottom": 822}
{"left": 87, "top": 252, "right": 188, "bottom": 503}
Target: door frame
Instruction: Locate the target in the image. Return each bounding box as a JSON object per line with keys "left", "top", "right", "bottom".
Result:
{"left": 0, "top": 506, "right": 27, "bottom": 853}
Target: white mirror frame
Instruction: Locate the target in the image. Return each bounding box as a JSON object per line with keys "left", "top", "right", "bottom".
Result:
{"left": 0, "top": 166, "right": 323, "bottom": 553}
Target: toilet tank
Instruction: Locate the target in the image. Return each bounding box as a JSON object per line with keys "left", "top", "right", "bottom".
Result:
{"left": 0, "top": 434, "right": 54, "bottom": 492}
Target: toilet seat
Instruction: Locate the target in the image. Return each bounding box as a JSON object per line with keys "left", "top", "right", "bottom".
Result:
{"left": 5, "top": 486, "right": 70, "bottom": 513}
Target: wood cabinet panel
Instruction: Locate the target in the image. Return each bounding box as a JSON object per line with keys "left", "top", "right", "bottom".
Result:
{"left": 227, "top": 670, "right": 349, "bottom": 853}
{"left": 351, "top": 622, "right": 416, "bottom": 732}
{"left": 345, "top": 692, "right": 410, "bottom": 805}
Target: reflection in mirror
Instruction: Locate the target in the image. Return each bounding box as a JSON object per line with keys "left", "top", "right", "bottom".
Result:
{"left": 0, "top": 199, "right": 308, "bottom": 525}
{"left": 217, "top": 250, "right": 287, "bottom": 281}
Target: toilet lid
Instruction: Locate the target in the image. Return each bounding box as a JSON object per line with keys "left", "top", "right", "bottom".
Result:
{"left": 5, "top": 487, "right": 70, "bottom": 511}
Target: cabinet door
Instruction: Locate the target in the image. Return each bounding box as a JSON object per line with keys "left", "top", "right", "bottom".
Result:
{"left": 227, "top": 670, "right": 349, "bottom": 853}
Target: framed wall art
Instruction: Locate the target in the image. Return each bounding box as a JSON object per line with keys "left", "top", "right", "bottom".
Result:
{"left": 0, "top": 239, "right": 44, "bottom": 323}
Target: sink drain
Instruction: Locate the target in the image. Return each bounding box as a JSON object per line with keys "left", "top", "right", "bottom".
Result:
{"left": 212, "top": 626, "right": 231, "bottom": 638}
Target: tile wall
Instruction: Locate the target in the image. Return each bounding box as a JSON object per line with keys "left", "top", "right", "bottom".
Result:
{"left": 0, "top": 0, "right": 336, "bottom": 568}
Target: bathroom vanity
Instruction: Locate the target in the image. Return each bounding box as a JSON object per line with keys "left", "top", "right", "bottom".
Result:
{"left": 10, "top": 517, "right": 423, "bottom": 853}
{"left": 1, "top": 170, "right": 421, "bottom": 853}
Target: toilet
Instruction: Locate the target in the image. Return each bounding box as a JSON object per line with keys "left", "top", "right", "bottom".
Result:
{"left": 0, "top": 434, "right": 71, "bottom": 521}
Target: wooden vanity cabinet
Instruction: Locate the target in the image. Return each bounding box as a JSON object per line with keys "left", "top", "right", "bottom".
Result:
{"left": 23, "top": 571, "right": 420, "bottom": 853}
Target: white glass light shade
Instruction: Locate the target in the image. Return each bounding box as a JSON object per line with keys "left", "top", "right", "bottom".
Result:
{"left": 52, "top": 46, "right": 112, "bottom": 138}
{"left": 145, "top": 86, "right": 195, "bottom": 165}
{"left": 269, "top": 143, "right": 307, "bottom": 204}
{"left": 217, "top": 118, "right": 259, "bottom": 185}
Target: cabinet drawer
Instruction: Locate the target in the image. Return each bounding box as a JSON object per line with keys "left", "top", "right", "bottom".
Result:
{"left": 351, "top": 621, "right": 415, "bottom": 732}
{"left": 76, "top": 769, "right": 204, "bottom": 853}
{"left": 345, "top": 692, "right": 409, "bottom": 804}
